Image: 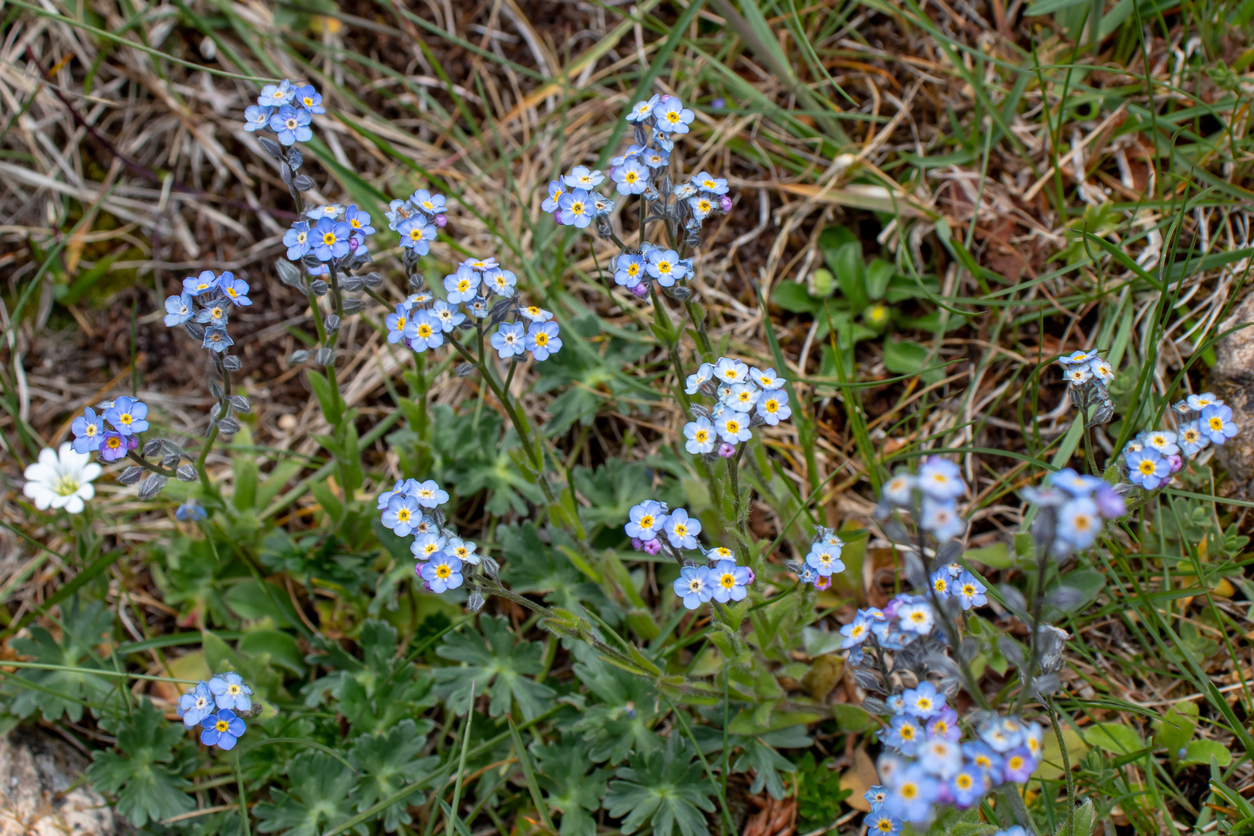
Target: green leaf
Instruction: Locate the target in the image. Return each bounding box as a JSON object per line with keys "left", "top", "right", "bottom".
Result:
{"left": 571, "top": 460, "right": 654, "bottom": 529}
{"left": 238, "top": 629, "right": 306, "bottom": 675}
{"left": 1083, "top": 722, "right": 1144, "bottom": 754}
{"left": 882, "top": 338, "right": 933, "bottom": 379}
{"left": 964, "top": 542, "right": 1013, "bottom": 569}
{"left": 865, "top": 259, "right": 893, "bottom": 300}
{"left": 499, "top": 522, "right": 622, "bottom": 626}
{"left": 1182, "top": 740, "right": 1232, "bottom": 767}
{"left": 830, "top": 703, "right": 877, "bottom": 733}
{"left": 87, "top": 698, "right": 194, "bottom": 828}
{"left": 833, "top": 241, "right": 869, "bottom": 311}
{"left": 433, "top": 615, "right": 556, "bottom": 720}
{"left": 254, "top": 751, "right": 364, "bottom": 836}
{"left": 1026, "top": 0, "right": 1088, "bottom": 14}
{"left": 1054, "top": 799, "right": 1096, "bottom": 836}
{"left": 8, "top": 595, "right": 113, "bottom": 722}
{"left": 529, "top": 734, "right": 611, "bottom": 836}
{"left": 772, "top": 282, "right": 823, "bottom": 314}
{"left": 1154, "top": 703, "right": 1197, "bottom": 762}
{"left": 603, "top": 735, "right": 717, "bottom": 836}
{"left": 348, "top": 719, "right": 439, "bottom": 832}
{"left": 570, "top": 643, "right": 662, "bottom": 764}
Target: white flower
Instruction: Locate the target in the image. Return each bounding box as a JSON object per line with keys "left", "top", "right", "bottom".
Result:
{"left": 23, "top": 443, "right": 101, "bottom": 514}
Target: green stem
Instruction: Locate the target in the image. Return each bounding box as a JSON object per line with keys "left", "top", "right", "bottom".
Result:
{"left": 235, "top": 751, "right": 252, "bottom": 836}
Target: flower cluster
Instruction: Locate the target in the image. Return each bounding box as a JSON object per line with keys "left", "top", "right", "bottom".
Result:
{"left": 876, "top": 456, "right": 969, "bottom": 542}
{"left": 1120, "top": 391, "right": 1239, "bottom": 490}
{"left": 164, "top": 269, "right": 252, "bottom": 355}
{"left": 787, "top": 527, "right": 845, "bottom": 591}
{"left": 177, "top": 672, "right": 255, "bottom": 751}
{"left": 242, "top": 78, "right": 323, "bottom": 147}
{"left": 70, "top": 394, "right": 198, "bottom": 498}
{"left": 72, "top": 397, "right": 150, "bottom": 463}
{"left": 378, "top": 478, "right": 497, "bottom": 595}
{"left": 682, "top": 358, "right": 791, "bottom": 458}
{"left": 547, "top": 93, "right": 731, "bottom": 303}
{"left": 623, "top": 500, "right": 754, "bottom": 609}
{"left": 1020, "top": 468, "right": 1125, "bottom": 557}
{"left": 384, "top": 188, "right": 446, "bottom": 254}
{"left": 285, "top": 203, "right": 375, "bottom": 276}
{"left": 22, "top": 443, "right": 100, "bottom": 515}
{"left": 864, "top": 707, "right": 1041, "bottom": 832}
{"left": 1057, "top": 349, "right": 1115, "bottom": 427}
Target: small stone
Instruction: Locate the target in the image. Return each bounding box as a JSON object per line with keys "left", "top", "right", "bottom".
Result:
{"left": 0, "top": 730, "right": 118, "bottom": 835}
{"left": 1211, "top": 294, "right": 1254, "bottom": 489}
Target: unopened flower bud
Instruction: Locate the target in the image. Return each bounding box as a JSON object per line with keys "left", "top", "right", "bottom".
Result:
{"left": 434, "top": 214, "right": 447, "bottom": 228}
{"left": 643, "top": 539, "right": 663, "bottom": 556}
{"left": 631, "top": 537, "right": 644, "bottom": 551}
{"left": 719, "top": 195, "right": 733, "bottom": 212}
{"left": 630, "top": 283, "right": 649, "bottom": 298}
{"left": 1167, "top": 454, "right": 1183, "bottom": 473}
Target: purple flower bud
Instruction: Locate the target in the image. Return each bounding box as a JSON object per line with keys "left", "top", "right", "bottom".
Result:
{"left": 643, "top": 539, "right": 663, "bottom": 556}
{"left": 348, "top": 235, "right": 360, "bottom": 251}
{"left": 743, "top": 567, "right": 756, "bottom": 584}
{"left": 435, "top": 214, "right": 448, "bottom": 228}
{"left": 718, "top": 442, "right": 736, "bottom": 458}
{"left": 631, "top": 537, "right": 644, "bottom": 551}
{"left": 630, "top": 283, "right": 649, "bottom": 298}
{"left": 553, "top": 211, "right": 563, "bottom": 225}
{"left": 1094, "top": 484, "right": 1126, "bottom": 519}
{"left": 719, "top": 195, "right": 733, "bottom": 212}
{"left": 1167, "top": 454, "right": 1183, "bottom": 473}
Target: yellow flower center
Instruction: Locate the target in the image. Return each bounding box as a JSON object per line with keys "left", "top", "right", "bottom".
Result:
{"left": 698, "top": 200, "right": 711, "bottom": 212}
{"left": 900, "top": 726, "right": 914, "bottom": 739}
{"left": 85, "top": 424, "right": 97, "bottom": 437}
{"left": 934, "top": 579, "right": 947, "bottom": 592}
{"left": 457, "top": 280, "right": 470, "bottom": 292}
{"left": 695, "top": 430, "right": 708, "bottom": 442}
{"left": 1210, "top": 417, "right": 1224, "bottom": 431}
{"left": 423, "top": 201, "right": 434, "bottom": 210}
{"left": 1074, "top": 515, "right": 1092, "bottom": 531}
{"left": 901, "top": 783, "right": 917, "bottom": 799}
{"left": 286, "top": 118, "right": 298, "bottom": 129}
{"left": 395, "top": 317, "right": 406, "bottom": 330}
{"left": 106, "top": 437, "right": 121, "bottom": 449}
{"left": 625, "top": 171, "right": 638, "bottom": 184}
{"left": 418, "top": 324, "right": 432, "bottom": 338}
{"left": 351, "top": 219, "right": 361, "bottom": 228}
{"left": 303, "top": 96, "right": 314, "bottom": 106}
{"left": 323, "top": 232, "right": 336, "bottom": 246}
{"left": 963, "top": 585, "right": 975, "bottom": 595}
{"left": 396, "top": 509, "right": 410, "bottom": 522}
{"left": 917, "top": 698, "right": 931, "bottom": 711}
{"left": 535, "top": 333, "right": 548, "bottom": 346}
{"left": 704, "top": 180, "right": 716, "bottom": 188}
{"left": 957, "top": 774, "right": 972, "bottom": 790}
{"left": 657, "top": 261, "right": 671, "bottom": 273}
{"left": 666, "top": 111, "right": 680, "bottom": 123}
{"left": 1009, "top": 757, "right": 1024, "bottom": 770}
{"left": 1139, "top": 460, "right": 1156, "bottom": 475}
{"left": 673, "top": 523, "right": 687, "bottom": 536}
{"left": 436, "top": 564, "right": 452, "bottom": 579}
{"left": 570, "top": 201, "right": 585, "bottom": 215}
{"left": 52, "top": 475, "right": 81, "bottom": 496}
{"left": 720, "top": 574, "right": 735, "bottom": 588}
{"left": 216, "top": 720, "right": 229, "bottom": 732}
{"left": 229, "top": 685, "right": 240, "bottom": 695}
{"left": 1184, "top": 430, "right": 1198, "bottom": 442}
{"left": 878, "top": 821, "right": 893, "bottom": 833}
{"left": 726, "top": 420, "right": 740, "bottom": 433}
{"left": 911, "top": 612, "right": 925, "bottom": 623}
{"left": 119, "top": 413, "right": 132, "bottom": 426}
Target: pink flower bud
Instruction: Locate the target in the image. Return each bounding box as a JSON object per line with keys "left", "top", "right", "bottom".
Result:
{"left": 643, "top": 538, "right": 663, "bottom": 555}
{"left": 631, "top": 537, "right": 644, "bottom": 551}
{"left": 434, "top": 213, "right": 448, "bottom": 228}
{"left": 719, "top": 195, "right": 733, "bottom": 213}
{"left": 1168, "top": 454, "right": 1183, "bottom": 473}
{"left": 630, "top": 283, "right": 649, "bottom": 298}
{"left": 718, "top": 442, "right": 736, "bottom": 458}
{"left": 743, "top": 567, "right": 756, "bottom": 585}
{"left": 553, "top": 211, "right": 564, "bottom": 225}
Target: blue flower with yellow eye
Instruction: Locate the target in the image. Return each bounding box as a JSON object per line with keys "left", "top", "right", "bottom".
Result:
{"left": 244, "top": 105, "right": 272, "bottom": 132}
{"left": 385, "top": 303, "right": 411, "bottom": 344}
{"left": 613, "top": 160, "right": 650, "bottom": 196}
{"left": 541, "top": 181, "right": 565, "bottom": 213}
{"left": 105, "top": 397, "right": 150, "bottom": 436}
{"left": 293, "top": 84, "right": 325, "bottom": 114}
{"left": 219, "top": 274, "right": 251, "bottom": 307}
{"left": 526, "top": 321, "right": 562, "bottom": 361}
{"left": 345, "top": 205, "right": 375, "bottom": 235}
{"left": 652, "top": 98, "right": 695, "bottom": 133}
{"left": 257, "top": 80, "right": 295, "bottom": 107}
{"left": 491, "top": 321, "right": 527, "bottom": 360}
{"left": 443, "top": 267, "right": 480, "bottom": 304}
{"left": 284, "top": 221, "right": 312, "bottom": 260}
{"left": 183, "top": 270, "right": 222, "bottom": 297}
{"left": 268, "top": 105, "right": 312, "bottom": 145}
{"left": 72, "top": 408, "right": 106, "bottom": 453}
{"left": 164, "top": 293, "right": 194, "bottom": 327}
{"left": 200, "top": 709, "right": 246, "bottom": 750}
{"left": 398, "top": 217, "right": 436, "bottom": 255}
{"left": 614, "top": 253, "right": 645, "bottom": 288}
{"left": 406, "top": 312, "right": 444, "bottom": 352}
{"left": 558, "top": 189, "right": 592, "bottom": 228}
{"left": 691, "top": 171, "right": 729, "bottom": 195}
{"left": 312, "top": 217, "right": 351, "bottom": 261}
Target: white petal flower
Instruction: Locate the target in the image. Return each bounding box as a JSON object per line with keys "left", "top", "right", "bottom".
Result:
{"left": 23, "top": 443, "right": 101, "bottom": 514}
